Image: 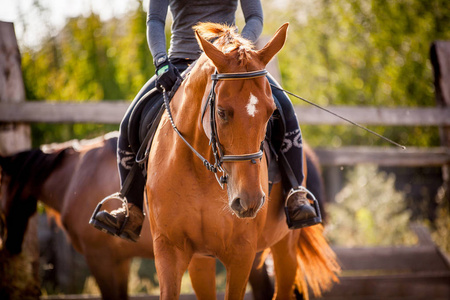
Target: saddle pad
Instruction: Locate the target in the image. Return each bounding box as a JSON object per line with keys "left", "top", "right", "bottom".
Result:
{"left": 128, "top": 88, "right": 164, "bottom": 155}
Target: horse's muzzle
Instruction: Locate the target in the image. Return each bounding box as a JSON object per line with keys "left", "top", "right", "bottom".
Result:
{"left": 230, "top": 193, "right": 265, "bottom": 219}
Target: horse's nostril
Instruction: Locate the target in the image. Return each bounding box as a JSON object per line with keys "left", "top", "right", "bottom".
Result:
{"left": 231, "top": 198, "right": 243, "bottom": 212}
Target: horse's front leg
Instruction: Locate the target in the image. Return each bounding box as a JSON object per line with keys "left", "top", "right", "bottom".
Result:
{"left": 188, "top": 255, "right": 217, "bottom": 300}
{"left": 223, "top": 252, "right": 256, "bottom": 300}
{"left": 153, "top": 237, "right": 192, "bottom": 300}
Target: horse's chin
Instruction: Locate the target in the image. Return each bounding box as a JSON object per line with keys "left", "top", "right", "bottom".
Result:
{"left": 232, "top": 209, "right": 259, "bottom": 219}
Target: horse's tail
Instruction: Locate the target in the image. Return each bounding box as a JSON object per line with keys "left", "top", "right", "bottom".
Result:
{"left": 295, "top": 224, "right": 341, "bottom": 299}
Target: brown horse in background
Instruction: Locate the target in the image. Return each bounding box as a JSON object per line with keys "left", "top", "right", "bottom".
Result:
{"left": 0, "top": 131, "right": 330, "bottom": 299}
{"left": 145, "top": 22, "right": 339, "bottom": 299}
{"left": 0, "top": 133, "right": 151, "bottom": 299}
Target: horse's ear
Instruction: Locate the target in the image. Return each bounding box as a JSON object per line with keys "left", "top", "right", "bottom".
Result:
{"left": 256, "top": 23, "right": 289, "bottom": 66}
{"left": 195, "top": 30, "right": 228, "bottom": 68}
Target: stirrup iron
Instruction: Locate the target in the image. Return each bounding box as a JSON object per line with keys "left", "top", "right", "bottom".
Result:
{"left": 284, "top": 186, "right": 322, "bottom": 229}
{"left": 89, "top": 192, "right": 130, "bottom": 236}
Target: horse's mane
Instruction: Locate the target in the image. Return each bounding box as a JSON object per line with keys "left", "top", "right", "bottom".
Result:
{"left": 193, "top": 22, "right": 254, "bottom": 65}
{"left": 41, "top": 131, "right": 118, "bottom": 153}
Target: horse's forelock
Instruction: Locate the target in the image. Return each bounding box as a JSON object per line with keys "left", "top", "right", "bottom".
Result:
{"left": 194, "top": 22, "right": 254, "bottom": 61}
{"left": 193, "top": 22, "right": 229, "bottom": 41}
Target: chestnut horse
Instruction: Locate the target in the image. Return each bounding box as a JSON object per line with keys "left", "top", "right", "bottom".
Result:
{"left": 145, "top": 23, "right": 339, "bottom": 300}
{"left": 0, "top": 132, "right": 331, "bottom": 300}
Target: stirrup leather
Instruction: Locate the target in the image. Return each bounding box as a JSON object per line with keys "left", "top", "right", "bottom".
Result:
{"left": 89, "top": 192, "right": 130, "bottom": 236}
{"left": 284, "top": 186, "right": 322, "bottom": 229}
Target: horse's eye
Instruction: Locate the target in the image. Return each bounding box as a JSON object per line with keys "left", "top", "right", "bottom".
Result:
{"left": 217, "top": 108, "right": 227, "bottom": 120}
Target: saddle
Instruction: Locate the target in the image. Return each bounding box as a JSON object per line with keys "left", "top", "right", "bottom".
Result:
{"left": 128, "top": 87, "right": 164, "bottom": 156}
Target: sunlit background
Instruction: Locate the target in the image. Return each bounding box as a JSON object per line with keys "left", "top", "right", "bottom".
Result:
{"left": 1, "top": 0, "right": 143, "bottom": 48}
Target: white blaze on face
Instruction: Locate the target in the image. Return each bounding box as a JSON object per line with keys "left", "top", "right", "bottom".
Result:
{"left": 246, "top": 93, "right": 259, "bottom": 117}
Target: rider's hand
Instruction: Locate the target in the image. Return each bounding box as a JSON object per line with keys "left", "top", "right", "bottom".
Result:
{"left": 154, "top": 54, "right": 181, "bottom": 92}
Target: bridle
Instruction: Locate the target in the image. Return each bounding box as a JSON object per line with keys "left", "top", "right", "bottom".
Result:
{"left": 163, "top": 69, "right": 268, "bottom": 188}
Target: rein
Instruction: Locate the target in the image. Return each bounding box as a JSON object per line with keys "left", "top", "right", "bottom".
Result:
{"left": 163, "top": 69, "right": 268, "bottom": 188}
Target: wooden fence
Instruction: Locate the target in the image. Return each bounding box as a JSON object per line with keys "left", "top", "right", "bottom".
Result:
{"left": 1, "top": 101, "right": 449, "bottom": 126}
{"left": 1, "top": 101, "right": 449, "bottom": 167}
{"left": 2, "top": 100, "right": 449, "bottom": 204}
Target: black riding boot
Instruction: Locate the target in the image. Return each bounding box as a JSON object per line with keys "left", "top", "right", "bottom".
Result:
{"left": 268, "top": 74, "right": 321, "bottom": 229}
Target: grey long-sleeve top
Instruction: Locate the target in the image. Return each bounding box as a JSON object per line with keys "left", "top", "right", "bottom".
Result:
{"left": 147, "top": 0, "right": 263, "bottom": 61}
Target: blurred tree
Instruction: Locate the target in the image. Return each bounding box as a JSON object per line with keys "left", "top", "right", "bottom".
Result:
{"left": 262, "top": 0, "right": 449, "bottom": 147}
{"left": 326, "top": 164, "right": 417, "bottom": 246}
{"left": 20, "top": 0, "right": 154, "bottom": 146}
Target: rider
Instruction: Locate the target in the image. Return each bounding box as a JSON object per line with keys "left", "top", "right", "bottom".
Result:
{"left": 90, "top": 0, "right": 319, "bottom": 242}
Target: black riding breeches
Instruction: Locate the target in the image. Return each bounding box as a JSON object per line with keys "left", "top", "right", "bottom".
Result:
{"left": 117, "top": 59, "right": 191, "bottom": 209}
{"left": 267, "top": 74, "right": 305, "bottom": 191}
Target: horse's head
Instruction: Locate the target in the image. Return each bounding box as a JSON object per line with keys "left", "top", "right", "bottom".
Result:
{"left": 0, "top": 151, "right": 40, "bottom": 254}
{"left": 194, "top": 23, "right": 288, "bottom": 218}
{"left": 0, "top": 149, "right": 66, "bottom": 254}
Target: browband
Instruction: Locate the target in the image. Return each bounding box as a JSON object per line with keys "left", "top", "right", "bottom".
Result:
{"left": 211, "top": 70, "right": 268, "bottom": 81}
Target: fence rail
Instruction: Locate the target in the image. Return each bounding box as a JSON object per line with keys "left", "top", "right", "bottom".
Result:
{"left": 315, "top": 146, "right": 450, "bottom": 167}
{"left": 1, "top": 101, "right": 450, "bottom": 167}
{"left": 0, "top": 101, "right": 449, "bottom": 126}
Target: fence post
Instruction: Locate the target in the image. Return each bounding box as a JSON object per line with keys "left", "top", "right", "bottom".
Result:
{"left": 0, "top": 21, "right": 40, "bottom": 299}
{"left": 0, "top": 22, "right": 31, "bottom": 154}
{"left": 430, "top": 41, "right": 450, "bottom": 203}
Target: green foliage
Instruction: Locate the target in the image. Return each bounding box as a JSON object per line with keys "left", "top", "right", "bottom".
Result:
{"left": 30, "top": 123, "right": 118, "bottom": 148}
{"left": 20, "top": 1, "right": 154, "bottom": 146}
{"left": 262, "top": 0, "right": 450, "bottom": 147}
{"left": 326, "top": 164, "right": 418, "bottom": 246}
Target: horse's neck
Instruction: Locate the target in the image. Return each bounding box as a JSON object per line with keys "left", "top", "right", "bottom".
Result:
{"left": 171, "top": 60, "right": 214, "bottom": 153}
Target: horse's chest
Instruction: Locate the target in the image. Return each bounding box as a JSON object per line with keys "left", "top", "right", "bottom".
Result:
{"left": 149, "top": 194, "right": 256, "bottom": 252}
